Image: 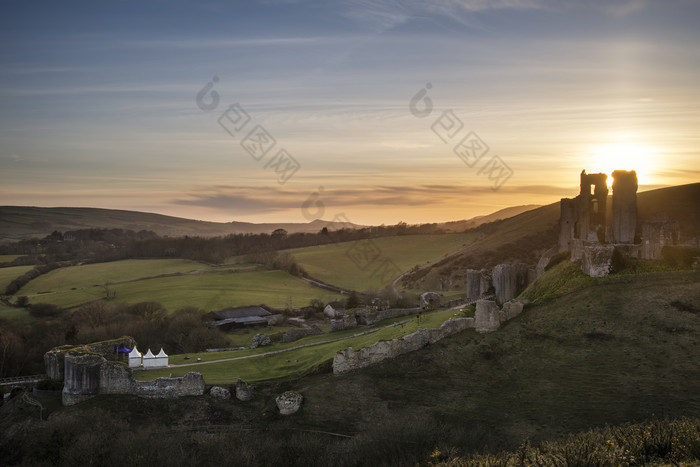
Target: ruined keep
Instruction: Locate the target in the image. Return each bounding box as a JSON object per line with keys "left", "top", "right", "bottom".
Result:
{"left": 559, "top": 169, "right": 640, "bottom": 277}
{"left": 612, "top": 170, "right": 638, "bottom": 244}
{"left": 45, "top": 337, "right": 205, "bottom": 406}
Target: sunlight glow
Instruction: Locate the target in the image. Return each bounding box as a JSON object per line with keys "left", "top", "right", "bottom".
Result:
{"left": 588, "top": 141, "right": 658, "bottom": 185}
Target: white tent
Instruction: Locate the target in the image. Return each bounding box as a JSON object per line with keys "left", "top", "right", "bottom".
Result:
{"left": 142, "top": 349, "right": 157, "bottom": 369}
{"left": 128, "top": 346, "right": 142, "bottom": 368}
{"left": 153, "top": 348, "right": 169, "bottom": 368}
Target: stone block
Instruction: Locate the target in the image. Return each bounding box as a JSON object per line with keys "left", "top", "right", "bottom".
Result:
{"left": 475, "top": 300, "right": 500, "bottom": 333}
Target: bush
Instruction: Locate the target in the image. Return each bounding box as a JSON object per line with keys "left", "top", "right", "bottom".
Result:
{"left": 28, "top": 303, "right": 65, "bottom": 318}
{"left": 609, "top": 247, "right": 626, "bottom": 274}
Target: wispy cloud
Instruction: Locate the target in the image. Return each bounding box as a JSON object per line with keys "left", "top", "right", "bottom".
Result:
{"left": 171, "top": 183, "right": 566, "bottom": 215}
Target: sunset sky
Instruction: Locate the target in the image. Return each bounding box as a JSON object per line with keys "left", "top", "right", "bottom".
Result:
{"left": 1, "top": 0, "right": 698, "bottom": 225}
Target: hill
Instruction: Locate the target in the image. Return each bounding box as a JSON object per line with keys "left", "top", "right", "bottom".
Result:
{"left": 401, "top": 183, "right": 700, "bottom": 291}
{"left": 0, "top": 206, "right": 363, "bottom": 241}
{"left": 2, "top": 267, "right": 698, "bottom": 466}
{"left": 0, "top": 204, "right": 544, "bottom": 243}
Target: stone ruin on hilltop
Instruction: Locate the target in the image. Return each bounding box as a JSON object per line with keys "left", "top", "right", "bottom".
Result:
{"left": 559, "top": 169, "right": 681, "bottom": 277}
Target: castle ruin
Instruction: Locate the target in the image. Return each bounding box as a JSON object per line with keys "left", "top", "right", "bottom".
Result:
{"left": 559, "top": 169, "right": 639, "bottom": 276}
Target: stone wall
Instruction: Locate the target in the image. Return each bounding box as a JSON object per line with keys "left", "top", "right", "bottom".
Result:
{"left": 581, "top": 244, "right": 614, "bottom": 277}
{"left": 355, "top": 307, "right": 421, "bottom": 326}
{"left": 281, "top": 325, "right": 323, "bottom": 343}
{"left": 333, "top": 299, "right": 526, "bottom": 376}
{"left": 333, "top": 317, "right": 474, "bottom": 375}
{"left": 44, "top": 348, "right": 65, "bottom": 381}
{"left": 492, "top": 263, "right": 531, "bottom": 305}
{"left": 61, "top": 350, "right": 204, "bottom": 406}
{"left": 329, "top": 313, "right": 358, "bottom": 332}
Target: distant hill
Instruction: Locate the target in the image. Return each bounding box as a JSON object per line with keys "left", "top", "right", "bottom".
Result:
{"left": 437, "top": 204, "right": 542, "bottom": 232}
{"left": 0, "top": 206, "right": 364, "bottom": 242}
{"left": 0, "top": 204, "right": 540, "bottom": 242}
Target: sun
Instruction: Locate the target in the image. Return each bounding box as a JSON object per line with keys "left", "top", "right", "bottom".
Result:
{"left": 588, "top": 141, "right": 658, "bottom": 186}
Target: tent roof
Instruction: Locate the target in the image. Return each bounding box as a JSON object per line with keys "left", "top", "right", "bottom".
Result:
{"left": 143, "top": 349, "right": 155, "bottom": 358}
{"left": 156, "top": 348, "right": 168, "bottom": 358}
{"left": 129, "top": 346, "right": 142, "bottom": 357}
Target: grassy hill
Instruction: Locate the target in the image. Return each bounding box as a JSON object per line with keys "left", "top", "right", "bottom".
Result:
{"left": 401, "top": 183, "right": 700, "bottom": 291}
{"left": 3, "top": 267, "right": 697, "bottom": 466}
{"left": 279, "top": 267, "right": 700, "bottom": 460}
{"left": 289, "top": 232, "right": 479, "bottom": 291}
{"left": 16, "top": 260, "right": 340, "bottom": 310}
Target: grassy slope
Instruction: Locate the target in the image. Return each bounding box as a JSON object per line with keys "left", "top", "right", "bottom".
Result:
{"left": 289, "top": 232, "right": 479, "bottom": 291}
{"left": 0, "top": 265, "right": 35, "bottom": 292}
{"left": 0, "top": 206, "right": 362, "bottom": 240}
{"left": 135, "top": 308, "right": 462, "bottom": 384}
{"left": 20, "top": 267, "right": 341, "bottom": 311}
{"left": 286, "top": 269, "right": 700, "bottom": 454}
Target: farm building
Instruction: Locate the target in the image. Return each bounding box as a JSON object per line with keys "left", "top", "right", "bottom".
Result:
{"left": 208, "top": 306, "right": 272, "bottom": 330}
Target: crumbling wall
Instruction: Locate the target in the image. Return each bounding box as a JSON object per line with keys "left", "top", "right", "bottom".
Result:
{"left": 44, "top": 349, "right": 65, "bottom": 381}
{"left": 62, "top": 353, "right": 104, "bottom": 406}
{"left": 466, "top": 269, "right": 482, "bottom": 300}
{"left": 281, "top": 325, "right": 323, "bottom": 343}
{"left": 582, "top": 244, "right": 614, "bottom": 277}
{"left": 492, "top": 263, "right": 531, "bottom": 305}
{"left": 333, "top": 318, "right": 474, "bottom": 375}
{"left": 475, "top": 300, "right": 501, "bottom": 332}
{"left": 61, "top": 349, "right": 204, "bottom": 406}
{"left": 329, "top": 313, "right": 358, "bottom": 332}
{"left": 355, "top": 307, "right": 421, "bottom": 326}
{"left": 612, "top": 170, "right": 638, "bottom": 244}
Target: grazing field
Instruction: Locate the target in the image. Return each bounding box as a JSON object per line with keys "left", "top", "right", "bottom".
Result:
{"left": 0, "top": 302, "right": 34, "bottom": 323}
{"left": 0, "top": 265, "right": 35, "bottom": 292}
{"left": 20, "top": 269, "right": 342, "bottom": 311}
{"left": 0, "top": 254, "right": 23, "bottom": 263}
{"left": 289, "top": 233, "right": 478, "bottom": 291}
{"left": 135, "top": 308, "right": 462, "bottom": 383}
{"left": 17, "top": 259, "right": 215, "bottom": 296}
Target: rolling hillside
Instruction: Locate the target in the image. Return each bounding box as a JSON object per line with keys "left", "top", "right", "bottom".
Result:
{"left": 401, "top": 183, "right": 700, "bottom": 291}
{"left": 0, "top": 206, "right": 364, "bottom": 241}
{"left": 0, "top": 204, "right": 542, "bottom": 242}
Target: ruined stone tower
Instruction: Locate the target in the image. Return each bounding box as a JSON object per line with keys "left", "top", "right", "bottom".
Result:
{"left": 558, "top": 169, "right": 639, "bottom": 277}
{"left": 611, "top": 170, "right": 638, "bottom": 244}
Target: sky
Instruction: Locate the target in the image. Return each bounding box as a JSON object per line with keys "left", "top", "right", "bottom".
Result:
{"left": 1, "top": 0, "right": 698, "bottom": 225}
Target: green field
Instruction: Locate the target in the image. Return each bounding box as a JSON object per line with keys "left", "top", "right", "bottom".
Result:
{"left": 0, "top": 254, "right": 23, "bottom": 263}
{"left": 0, "top": 265, "right": 35, "bottom": 292}
{"left": 0, "top": 302, "right": 34, "bottom": 323}
{"left": 20, "top": 269, "right": 341, "bottom": 310}
{"left": 135, "top": 308, "right": 462, "bottom": 383}
{"left": 289, "top": 233, "right": 478, "bottom": 291}
{"left": 18, "top": 259, "right": 215, "bottom": 295}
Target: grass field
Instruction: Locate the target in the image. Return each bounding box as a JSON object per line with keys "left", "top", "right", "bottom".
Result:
{"left": 0, "top": 254, "right": 23, "bottom": 263}
{"left": 289, "top": 233, "right": 478, "bottom": 291}
{"left": 135, "top": 308, "right": 462, "bottom": 383}
{"left": 0, "top": 302, "right": 34, "bottom": 323}
{"left": 0, "top": 265, "right": 35, "bottom": 292}
{"left": 17, "top": 259, "right": 215, "bottom": 296}
{"left": 20, "top": 269, "right": 342, "bottom": 310}
{"left": 288, "top": 268, "right": 700, "bottom": 454}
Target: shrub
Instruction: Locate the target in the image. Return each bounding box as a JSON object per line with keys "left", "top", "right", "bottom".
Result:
{"left": 662, "top": 246, "right": 700, "bottom": 269}
{"left": 28, "top": 303, "right": 65, "bottom": 318}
